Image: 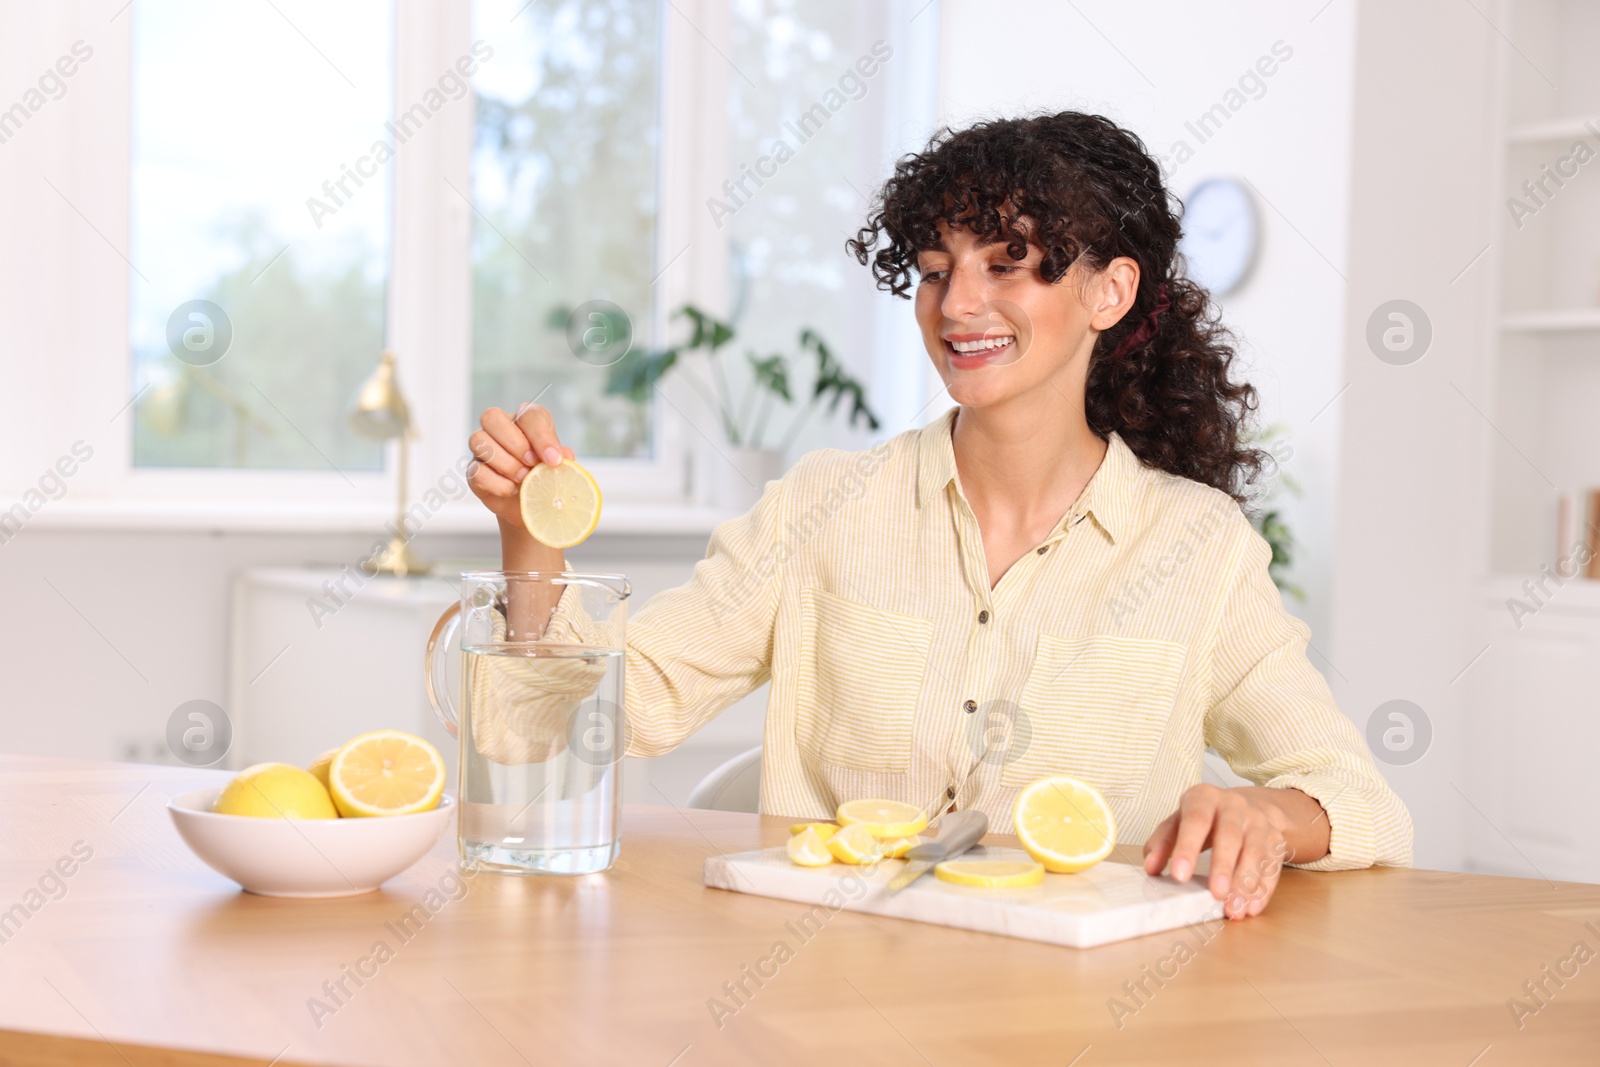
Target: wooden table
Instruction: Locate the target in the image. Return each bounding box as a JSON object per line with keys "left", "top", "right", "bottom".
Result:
{"left": 1, "top": 755, "right": 1598, "bottom": 1066}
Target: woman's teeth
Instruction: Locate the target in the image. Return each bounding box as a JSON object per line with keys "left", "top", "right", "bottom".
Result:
{"left": 950, "top": 337, "right": 1015, "bottom": 354}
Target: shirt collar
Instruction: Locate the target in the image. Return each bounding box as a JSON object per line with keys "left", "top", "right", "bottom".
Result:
{"left": 914, "top": 408, "right": 961, "bottom": 509}
{"left": 915, "top": 408, "right": 1141, "bottom": 545}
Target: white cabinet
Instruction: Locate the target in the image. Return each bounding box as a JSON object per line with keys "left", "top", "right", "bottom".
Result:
{"left": 228, "top": 565, "right": 767, "bottom": 807}
{"left": 228, "top": 568, "right": 463, "bottom": 778}
{"left": 1465, "top": 578, "right": 1600, "bottom": 883}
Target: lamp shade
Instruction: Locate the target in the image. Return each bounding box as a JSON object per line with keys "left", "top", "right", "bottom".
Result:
{"left": 349, "top": 349, "right": 410, "bottom": 441}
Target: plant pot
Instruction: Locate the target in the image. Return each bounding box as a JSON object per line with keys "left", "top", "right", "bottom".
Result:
{"left": 712, "top": 447, "right": 787, "bottom": 513}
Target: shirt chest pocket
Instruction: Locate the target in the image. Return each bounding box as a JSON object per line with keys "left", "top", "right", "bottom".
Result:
{"left": 795, "top": 588, "right": 934, "bottom": 774}
{"left": 1003, "top": 634, "right": 1188, "bottom": 796}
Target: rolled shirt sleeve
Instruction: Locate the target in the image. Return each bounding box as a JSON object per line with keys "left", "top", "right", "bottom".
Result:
{"left": 610, "top": 474, "right": 786, "bottom": 757}
{"left": 467, "top": 611, "right": 610, "bottom": 766}
{"left": 1203, "top": 524, "right": 1415, "bottom": 871}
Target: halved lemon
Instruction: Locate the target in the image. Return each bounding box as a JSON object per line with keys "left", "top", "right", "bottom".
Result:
{"left": 519, "top": 458, "right": 602, "bottom": 549}
{"left": 835, "top": 798, "right": 928, "bottom": 839}
{"left": 787, "top": 826, "right": 834, "bottom": 867}
{"left": 1013, "top": 775, "right": 1116, "bottom": 873}
{"left": 935, "top": 859, "right": 1045, "bottom": 888}
{"left": 789, "top": 822, "right": 839, "bottom": 841}
{"left": 328, "top": 730, "right": 446, "bottom": 818}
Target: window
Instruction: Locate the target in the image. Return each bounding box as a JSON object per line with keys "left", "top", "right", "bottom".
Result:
{"left": 2, "top": 1, "right": 937, "bottom": 518}
{"left": 470, "top": 0, "right": 662, "bottom": 460}
{"left": 724, "top": 0, "right": 901, "bottom": 457}
{"left": 129, "top": 0, "right": 393, "bottom": 472}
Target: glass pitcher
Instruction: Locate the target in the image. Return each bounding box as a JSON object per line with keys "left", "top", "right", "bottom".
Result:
{"left": 426, "top": 571, "right": 630, "bottom": 875}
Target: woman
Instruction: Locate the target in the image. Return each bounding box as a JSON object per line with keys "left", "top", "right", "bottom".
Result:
{"left": 464, "top": 112, "right": 1413, "bottom": 920}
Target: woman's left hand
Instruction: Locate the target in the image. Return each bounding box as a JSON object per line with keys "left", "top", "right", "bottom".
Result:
{"left": 1141, "top": 784, "right": 1326, "bottom": 920}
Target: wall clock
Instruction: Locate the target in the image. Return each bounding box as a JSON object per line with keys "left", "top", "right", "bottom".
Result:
{"left": 1178, "top": 177, "right": 1258, "bottom": 297}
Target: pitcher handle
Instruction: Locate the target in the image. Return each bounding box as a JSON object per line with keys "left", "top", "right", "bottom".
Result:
{"left": 425, "top": 602, "right": 462, "bottom": 738}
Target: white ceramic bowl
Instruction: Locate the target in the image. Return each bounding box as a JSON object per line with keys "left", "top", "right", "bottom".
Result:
{"left": 168, "top": 787, "right": 454, "bottom": 897}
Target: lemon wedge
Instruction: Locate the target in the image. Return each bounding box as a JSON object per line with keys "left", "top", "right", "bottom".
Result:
{"left": 877, "top": 835, "right": 920, "bottom": 859}
{"left": 1013, "top": 775, "right": 1116, "bottom": 873}
{"left": 835, "top": 798, "right": 928, "bottom": 839}
{"left": 327, "top": 730, "right": 446, "bottom": 818}
{"left": 934, "top": 859, "right": 1045, "bottom": 888}
{"left": 788, "top": 822, "right": 839, "bottom": 841}
{"left": 519, "top": 458, "right": 602, "bottom": 549}
{"left": 214, "top": 763, "right": 337, "bottom": 819}
{"left": 826, "top": 822, "right": 893, "bottom": 864}
{"left": 787, "top": 826, "right": 834, "bottom": 867}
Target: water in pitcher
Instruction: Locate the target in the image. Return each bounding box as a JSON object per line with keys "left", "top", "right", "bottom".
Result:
{"left": 457, "top": 642, "right": 625, "bottom": 875}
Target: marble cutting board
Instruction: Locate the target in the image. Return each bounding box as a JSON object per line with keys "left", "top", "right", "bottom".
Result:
{"left": 703, "top": 843, "right": 1225, "bottom": 949}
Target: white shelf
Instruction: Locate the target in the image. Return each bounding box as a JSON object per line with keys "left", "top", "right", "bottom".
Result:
{"left": 1482, "top": 573, "right": 1600, "bottom": 611}
{"left": 1499, "top": 308, "right": 1600, "bottom": 333}
{"left": 1506, "top": 114, "right": 1600, "bottom": 144}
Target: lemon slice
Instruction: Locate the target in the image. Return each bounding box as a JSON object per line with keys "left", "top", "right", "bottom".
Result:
{"left": 519, "top": 458, "right": 602, "bottom": 549}
{"left": 1013, "top": 775, "right": 1116, "bottom": 873}
{"left": 835, "top": 798, "right": 928, "bottom": 839}
{"left": 935, "top": 859, "right": 1045, "bottom": 888}
{"left": 306, "top": 746, "right": 340, "bottom": 790}
{"left": 787, "top": 826, "right": 834, "bottom": 867}
{"left": 826, "top": 822, "right": 891, "bottom": 864}
{"left": 328, "top": 730, "right": 446, "bottom": 818}
{"left": 789, "top": 822, "right": 839, "bottom": 841}
{"left": 214, "top": 763, "right": 338, "bottom": 819}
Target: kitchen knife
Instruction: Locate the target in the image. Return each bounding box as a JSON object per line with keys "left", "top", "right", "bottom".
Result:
{"left": 884, "top": 809, "right": 988, "bottom": 894}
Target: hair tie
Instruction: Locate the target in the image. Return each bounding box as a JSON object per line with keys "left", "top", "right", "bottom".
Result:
{"left": 1108, "top": 282, "right": 1170, "bottom": 359}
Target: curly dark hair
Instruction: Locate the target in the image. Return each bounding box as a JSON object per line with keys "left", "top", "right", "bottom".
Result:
{"left": 847, "top": 111, "right": 1266, "bottom": 504}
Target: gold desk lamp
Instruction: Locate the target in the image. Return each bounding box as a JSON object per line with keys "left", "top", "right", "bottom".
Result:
{"left": 350, "top": 350, "right": 430, "bottom": 576}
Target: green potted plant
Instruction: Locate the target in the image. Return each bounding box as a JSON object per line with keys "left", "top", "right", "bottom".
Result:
{"left": 605, "top": 304, "right": 880, "bottom": 508}
{"left": 1248, "top": 422, "right": 1303, "bottom": 603}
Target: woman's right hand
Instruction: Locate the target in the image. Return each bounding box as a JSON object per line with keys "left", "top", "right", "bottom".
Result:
{"left": 468, "top": 403, "right": 575, "bottom": 566}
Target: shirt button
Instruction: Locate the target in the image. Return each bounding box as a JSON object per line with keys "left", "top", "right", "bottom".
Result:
{"left": 1036, "top": 545, "right": 1049, "bottom": 555}
{"left": 946, "top": 786, "right": 957, "bottom": 800}
{"left": 978, "top": 609, "right": 990, "bottom": 624}
{"left": 964, "top": 699, "right": 977, "bottom": 714}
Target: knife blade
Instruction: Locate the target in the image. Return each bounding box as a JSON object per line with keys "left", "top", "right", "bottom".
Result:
{"left": 884, "top": 809, "right": 988, "bottom": 893}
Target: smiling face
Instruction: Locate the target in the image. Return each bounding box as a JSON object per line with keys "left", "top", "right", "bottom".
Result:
{"left": 913, "top": 217, "right": 1139, "bottom": 412}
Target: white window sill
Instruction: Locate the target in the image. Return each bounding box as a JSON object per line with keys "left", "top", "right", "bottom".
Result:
{"left": 18, "top": 497, "right": 739, "bottom": 537}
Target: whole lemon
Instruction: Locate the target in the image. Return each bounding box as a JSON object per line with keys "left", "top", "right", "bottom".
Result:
{"left": 306, "top": 747, "right": 341, "bottom": 790}
{"left": 214, "top": 763, "right": 338, "bottom": 819}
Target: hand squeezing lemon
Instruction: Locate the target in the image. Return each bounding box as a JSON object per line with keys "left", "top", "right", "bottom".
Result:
{"left": 464, "top": 404, "right": 602, "bottom": 558}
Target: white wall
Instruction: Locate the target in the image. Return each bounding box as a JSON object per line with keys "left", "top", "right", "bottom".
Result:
{"left": 935, "top": 0, "right": 1356, "bottom": 651}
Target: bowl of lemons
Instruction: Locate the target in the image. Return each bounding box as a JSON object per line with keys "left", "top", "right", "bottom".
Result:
{"left": 168, "top": 729, "right": 453, "bottom": 897}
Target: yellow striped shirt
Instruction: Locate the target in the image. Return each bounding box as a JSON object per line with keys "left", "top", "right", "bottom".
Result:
{"left": 484, "top": 409, "right": 1413, "bottom": 871}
